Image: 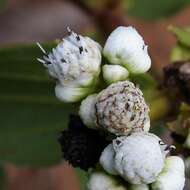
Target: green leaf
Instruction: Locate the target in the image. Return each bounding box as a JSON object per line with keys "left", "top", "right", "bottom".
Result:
{"left": 125, "top": 0, "right": 188, "bottom": 20}
{"left": 0, "top": 166, "right": 6, "bottom": 190}
{"left": 169, "top": 25, "right": 190, "bottom": 47}
{"left": 0, "top": 43, "right": 77, "bottom": 167}
{"left": 0, "top": 131, "right": 61, "bottom": 167}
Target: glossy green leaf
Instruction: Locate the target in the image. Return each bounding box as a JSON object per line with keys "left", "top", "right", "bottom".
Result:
{"left": 0, "top": 43, "right": 77, "bottom": 167}
{"left": 0, "top": 131, "right": 61, "bottom": 167}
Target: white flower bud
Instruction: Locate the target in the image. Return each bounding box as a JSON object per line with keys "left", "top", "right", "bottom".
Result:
{"left": 37, "top": 28, "right": 102, "bottom": 102}
{"left": 100, "top": 144, "right": 118, "bottom": 175}
{"left": 103, "top": 65, "right": 129, "bottom": 84}
{"left": 95, "top": 81, "right": 150, "bottom": 135}
{"left": 79, "top": 94, "right": 97, "bottom": 128}
{"left": 101, "top": 132, "right": 169, "bottom": 184}
{"left": 87, "top": 172, "right": 127, "bottom": 190}
{"left": 103, "top": 26, "right": 151, "bottom": 74}
{"left": 129, "top": 184, "right": 149, "bottom": 190}
{"left": 55, "top": 83, "right": 92, "bottom": 102}
{"left": 151, "top": 156, "right": 185, "bottom": 190}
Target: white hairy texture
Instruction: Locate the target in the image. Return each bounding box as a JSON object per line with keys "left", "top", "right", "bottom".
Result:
{"left": 87, "top": 172, "right": 127, "bottom": 190}
{"left": 112, "top": 132, "right": 168, "bottom": 184}
{"left": 103, "top": 26, "right": 151, "bottom": 74}
{"left": 99, "top": 144, "right": 118, "bottom": 175}
{"left": 103, "top": 65, "right": 129, "bottom": 84}
{"left": 151, "top": 156, "right": 185, "bottom": 190}
{"left": 38, "top": 29, "right": 102, "bottom": 87}
{"left": 95, "top": 81, "right": 150, "bottom": 135}
{"left": 79, "top": 94, "right": 98, "bottom": 128}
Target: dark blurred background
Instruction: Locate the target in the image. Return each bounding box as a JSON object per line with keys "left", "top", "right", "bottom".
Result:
{"left": 1, "top": 0, "right": 190, "bottom": 189}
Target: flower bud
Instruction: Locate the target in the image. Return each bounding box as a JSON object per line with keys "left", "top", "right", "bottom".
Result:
{"left": 99, "top": 144, "right": 118, "bottom": 175}
{"left": 103, "top": 26, "right": 151, "bottom": 74}
{"left": 95, "top": 81, "right": 150, "bottom": 135}
{"left": 79, "top": 94, "right": 97, "bottom": 128}
{"left": 151, "top": 156, "right": 185, "bottom": 190}
{"left": 87, "top": 172, "right": 127, "bottom": 190}
{"left": 55, "top": 83, "right": 92, "bottom": 103}
{"left": 100, "top": 132, "right": 170, "bottom": 185}
{"left": 37, "top": 27, "right": 102, "bottom": 102}
{"left": 103, "top": 65, "right": 129, "bottom": 84}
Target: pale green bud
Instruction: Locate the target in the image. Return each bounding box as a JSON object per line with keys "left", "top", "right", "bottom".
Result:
{"left": 79, "top": 94, "right": 97, "bottom": 128}
{"left": 151, "top": 156, "right": 185, "bottom": 190}
{"left": 103, "top": 65, "right": 129, "bottom": 84}
{"left": 87, "top": 172, "right": 127, "bottom": 190}
{"left": 55, "top": 83, "right": 92, "bottom": 103}
{"left": 103, "top": 26, "right": 151, "bottom": 74}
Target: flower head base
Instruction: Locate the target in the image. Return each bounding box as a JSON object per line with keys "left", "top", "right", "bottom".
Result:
{"left": 95, "top": 81, "right": 150, "bottom": 135}
{"left": 37, "top": 27, "right": 102, "bottom": 102}
{"left": 103, "top": 26, "right": 151, "bottom": 74}
{"left": 100, "top": 132, "right": 171, "bottom": 185}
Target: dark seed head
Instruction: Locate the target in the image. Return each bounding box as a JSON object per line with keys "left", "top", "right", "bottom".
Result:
{"left": 58, "top": 115, "right": 110, "bottom": 171}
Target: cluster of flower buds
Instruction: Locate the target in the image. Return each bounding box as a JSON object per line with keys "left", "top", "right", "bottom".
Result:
{"left": 38, "top": 26, "right": 185, "bottom": 190}
{"left": 37, "top": 26, "right": 151, "bottom": 102}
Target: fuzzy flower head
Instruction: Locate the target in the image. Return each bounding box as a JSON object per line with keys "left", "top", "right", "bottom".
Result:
{"left": 37, "top": 28, "right": 102, "bottom": 102}
{"left": 100, "top": 132, "right": 173, "bottom": 185}
{"left": 95, "top": 81, "right": 150, "bottom": 135}
{"left": 37, "top": 27, "right": 102, "bottom": 87}
{"left": 103, "top": 26, "right": 151, "bottom": 74}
